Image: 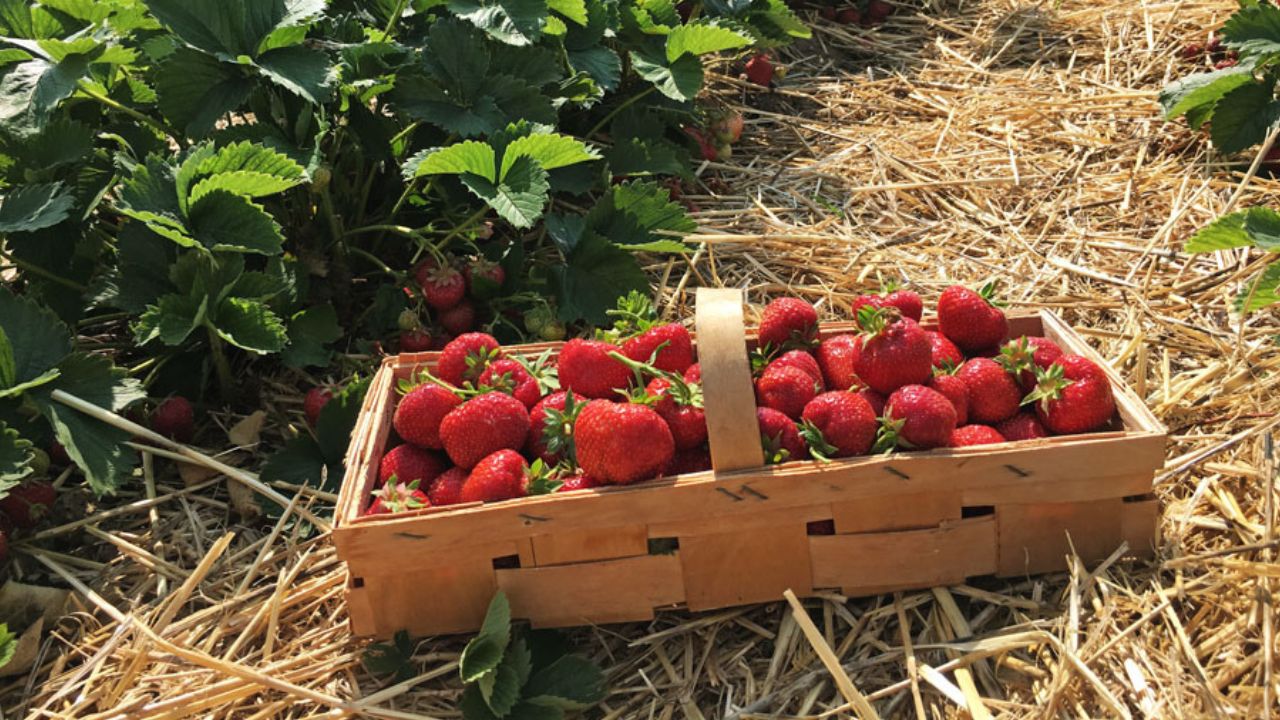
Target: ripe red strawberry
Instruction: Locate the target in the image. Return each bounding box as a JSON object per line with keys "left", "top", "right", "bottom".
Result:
{"left": 937, "top": 284, "right": 1008, "bottom": 353}
{"left": 428, "top": 467, "right": 467, "bottom": 507}
{"left": 394, "top": 383, "right": 461, "bottom": 449}
{"left": 1215, "top": 58, "right": 1238, "bottom": 69}
{"left": 460, "top": 450, "right": 535, "bottom": 503}
{"left": 622, "top": 324, "right": 694, "bottom": 375}
{"left": 769, "top": 350, "right": 824, "bottom": 390}
{"left": 528, "top": 390, "right": 585, "bottom": 464}
{"left": 478, "top": 358, "right": 542, "bottom": 409}
{"left": 439, "top": 299, "right": 476, "bottom": 336}
{"left": 574, "top": 400, "right": 675, "bottom": 485}
{"left": 669, "top": 446, "right": 712, "bottom": 474}
{"left": 421, "top": 265, "right": 465, "bottom": 310}
{"left": 757, "top": 407, "right": 807, "bottom": 464}
{"left": 758, "top": 297, "right": 818, "bottom": 349}
{"left": 836, "top": 7, "right": 860, "bottom": 24}
{"left": 1027, "top": 355, "right": 1116, "bottom": 434}
{"left": 1181, "top": 43, "right": 1204, "bottom": 59}
{"left": 881, "top": 289, "right": 923, "bottom": 322}
{"left": 881, "top": 385, "right": 957, "bottom": 450}
{"left": 303, "top": 387, "right": 332, "bottom": 428}
{"left": 799, "top": 391, "right": 877, "bottom": 459}
{"left": 558, "top": 473, "right": 600, "bottom": 492}
{"left": 683, "top": 363, "right": 702, "bottom": 384}
{"left": 683, "top": 126, "right": 718, "bottom": 161}
{"left": 0, "top": 481, "right": 55, "bottom": 529}
{"left": 866, "top": 0, "right": 893, "bottom": 22}
{"left": 850, "top": 294, "right": 883, "bottom": 315}
{"left": 854, "top": 309, "right": 932, "bottom": 394}
{"left": 152, "top": 396, "right": 194, "bottom": 443}
{"left": 439, "top": 392, "right": 531, "bottom": 468}
{"left": 49, "top": 441, "right": 69, "bottom": 466}
{"left": 378, "top": 444, "right": 447, "bottom": 488}
{"left": 557, "top": 339, "right": 633, "bottom": 399}
{"left": 926, "top": 331, "right": 965, "bottom": 370}
{"left": 464, "top": 258, "right": 505, "bottom": 299}
{"left": 645, "top": 377, "right": 707, "bottom": 451}
{"left": 1000, "top": 336, "right": 1064, "bottom": 390}
{"left": 816, "top": 334, "right": 862, "bottom": 391}
{"left": 744, "top": 53, "right": 774, "bottom": 86}
{"left": 400, "top": 328, "right": 433, "bottom": 352}
{"left": 367, "top": 479, "right": 430, "bottom": 515}
{"left": 927, "top": 373, "right": 969, "bottom": 425}
{"left": 437, "top": 333, "right": 501, "bottom": 387}
{"left": 956, "top": 358, "right": 1021, "bottom": 424}
{"left": 756, "top": 364, "right": 818, "bottom": 420}
{"left": 996, "top": 412, "right": 1048, "bottom": 441}
{"left": 858, "top": 387, "right": 886, "bottom": 416}
{"left": 949, "top": 425, "right": 1006, "bottom": 447}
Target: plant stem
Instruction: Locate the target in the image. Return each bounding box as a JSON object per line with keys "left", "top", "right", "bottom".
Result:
{"left": 388, "top": 121, "right": 421, "bottom": 149}
{"left": 381, "top": 0, "right": 411, "bottom": 38}
{"left": 346, "top": 246, "right": 398, "bottom": 276}
{"left": 0, "top": 253, "right": 87, "bottom": 291}
{"left": 586, "top": 86, "right": 656, "bottom": 139}
{"left": 77, "top": 82, "right": 184, "bottom": 146}
{"left": 205, "top": 325, "right": 236, "bottom": 401}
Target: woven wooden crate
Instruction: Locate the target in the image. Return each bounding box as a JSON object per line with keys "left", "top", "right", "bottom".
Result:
{"left": 333, "top": 289, "right": 1164, "bottom": 639}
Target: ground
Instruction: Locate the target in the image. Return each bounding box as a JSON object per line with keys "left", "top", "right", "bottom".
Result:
{"left": 6, "top": 0, "right": 1279, "bottom": 717}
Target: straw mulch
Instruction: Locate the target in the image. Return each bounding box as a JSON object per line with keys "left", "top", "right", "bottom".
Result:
{"left": 6, "top": 0, "right": 1279, "bottom": 717}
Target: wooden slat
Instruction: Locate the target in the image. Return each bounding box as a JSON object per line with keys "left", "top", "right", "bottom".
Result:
{"left": 348, "top": 560, "right": 498, "bottom": 639}
{"left": 695, "top": 288, "right": 764, "bottom": 472}
{"left": 679, "top": 522, "right": 812, "bottom": 611}
{"left": 996, "top": 498, "right": 1128, "bottom": 576}
{"left": 1121, "top": 497, "right": 1160, "bottom": 558}
{"left": 531, "top": 525, "right": 648, "bottom": 566}
{"left": 960, "top": 472, "right": 1155, "bottom": 505}
{"left": 831, "top": 492, "right": 960, "bottom": 533}
{"left": 811, "top": 516, "right": 997, "bottom": 594}
{"left": 498, "top": 554, "right": 684, "bottom": 628}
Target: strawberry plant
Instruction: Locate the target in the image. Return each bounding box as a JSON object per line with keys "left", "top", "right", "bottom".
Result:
{"left": 1185, "top": 207, "right": 1280, "bottom": 312}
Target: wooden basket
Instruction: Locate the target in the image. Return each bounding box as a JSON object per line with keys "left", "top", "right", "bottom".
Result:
{"left": 333, "top": 289, "right": 1165, "bottom": 639}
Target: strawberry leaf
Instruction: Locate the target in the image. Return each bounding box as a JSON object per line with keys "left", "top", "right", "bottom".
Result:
{"left": 462, "top": 155, "right": 550, "bottom": 228}
{"left": 1209, "top": 82, "right": 1280, "bottom": 155}
{"left": 664, "top": 22, "right": 752, "bottom": 62}
{"left": 188, "top": 190, "right": 287, "bottom": 255}
{"left": 461, "top": 592, "right": 514, "bottom": 684}
{"left": 0, "top": 421, "right": 34, "bottom": 488}
{"left": 255, "top": 45, "right": 334, "bottom": 103}
{"left": 480, "top": 636, "right": 531, "bottom": 717}
{"left": 133, "top": 293, "right": 207, "bottom": 346}
{"left": 1159, "top": 65, "right": 1256, "bottom": 124}
{"left": 0, "top": 181, "right": 74, "bottom": 233}
{"left": 550, "top": 231, "right": 648, "bottom": 324}
{"left": 0, "top": 288, "right": 72, "bottom": 387}
{"left": 523, "top": 654, "right": 605, "bottom": 710}
{"left": 1186, "top": 207, "right": 1280, "bottom": 252}
{"left": 629, "top": 48, "right": 703, "bottom": 102}
{"left": 362, "top": 630, "right": 416, "bottom": 681}
{"left": 280, "top": 304, "right": 342, "bottom": 369}
{"left": 154, "top": 48, "right": 254, "bottom": 137}
{"left": 1237, "top": 261, "right": 1280, "bottom": 313}
{"left": 448, "top": 0, "right": 550, "bottom": 46}
{"left": 1220, "top": 3, "right": 1280, "bottom": 59}
{"left": 213, "top": 297, "right": 288, "bottom": 354}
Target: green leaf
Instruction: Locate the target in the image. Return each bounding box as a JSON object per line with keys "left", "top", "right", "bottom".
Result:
{"left": 0, "top": 287, "right": 71, "bottom": 386}
{"left": 12, "top": 117, "right": 93, "bottom": 169}
{"left": 0, "top": 326, "right": 12, "bottom": 390}
{"left": 193, "top": 140, "right": 306, "bottom": 181}
{"left": 1186, "top": 207, "right": 1280, "bottom": 252}
{"left": 567, "top": 46, "right": 620, "bottom": 90}
{"left": 0, "top": 421, "right": 33, "bottom": 487}
{"left": 665, "top": 22, "right": 751, "bottom": 61}
{"left": 363, "top": 630, "right": 416, "bottom": 682}
{"left": 415, "top": 140, "right": 498, "bottom": 181}
{"left": 548, "top": 0, "right": 587, "bottom": 24}
{"left": 500, "top": 133, "right": 599, "bottom": 177}
{"left": 604, "top": 137, "right": 686, "bottom": 179}
{"left": 134, "top": 293, "right": 206, "bottom": 346}
{"left": 1209, "top": 82, "right": 1280, "bottom": 155}
{"left": 461, "top": 155, "right": 550, "bottom": 228}
{"left": 280, "top": 304, "right": 342, "bottom": 368}
{"left": 155, "top": 47, "right": 254, "bottom": 137}
{"left": 0, "top": 181, "right": 74, "bottom": 232}
{"left": 188, "top": 171, "right": 303, "bottom": 205}
{"left": 1159, "top": 65, "right": 1257, "bottom": 123}
{"left": 0, "top": 625, "right": 15, "bottom": 673}
{"left": 144, "top": 0, "right": 324, "bottom": 59}
{"left": 255, "top": 45, "right": 334, "bottom": 103}
{"left": 460, "top": 592, "right": 513, "bottom": 683}
{"left": 213, "top": 297, "right": 287, "bottom": 354}
{"left": 117, "top": 154, "right": 186, "bottom": 232}
{"left": 629, "top": 49, "right": 702, "bottom": 102}
{"left": 188, "top": 190, "right": 286, "bottom": 254}
{"left": 551, "top": 231, "right": 649, "bottom": 324}
{"left": 481, "top": 636, "right": 531, "bottom": 717}
{"left": 586, "top": 180, "right": 696, "bottom": 248}
{"left": 523, "top": 655, "right": 605, "bottom": 710}
{"left": 96, "top": 224, "right": 177, "bottom": 314}
{"left": 1220, "top": 4, "right": 1280, "bottom": 59}
{"left": 0, "top": 55, "right": 88, "bottom": 131}
{"left": 1238, "top": 261, "right": 1280, "bottom": 312}
{"left": 447, "top": 0, "right": 549, "bottom": 46}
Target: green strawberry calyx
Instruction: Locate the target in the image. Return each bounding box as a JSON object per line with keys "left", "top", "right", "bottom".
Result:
{"left": 798, "top": 419, "right": 837, "bottom": 463}
{"left": 1022, "top": 363, "right": 1075, "bottom": 413}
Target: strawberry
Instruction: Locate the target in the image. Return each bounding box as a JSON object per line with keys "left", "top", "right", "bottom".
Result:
{"left": 854, "top": 308, "right": 932, "bottom": 394}
{"left": 1215, "top": 58, "right": 1238, "bottom": 69}
{"left": 949, "top": 425, "right": 1006, "bottom": 447}
{"left": 683, "top": 126, "right": 718, "bottom": 161}
{"left": 1180, "top": 43, "right": 1204, "bottom": 59}
{"left": 0, "top": 481, "right": 55, "bottom": 529}
{"left": 378, "top": 444, "right": 447, "bottom": 488}
{"left": 645, "top": 377, "right": 707, "bottom": 451}
{"left": 815, "top": 334, "right": 862, "bottom": 391}
{"left": 528, "top": 390, "right": 585, "bottom": 464}
{"left": 937, "top": 284, "right": 1008, "bottom": 353}
{"left": 866, "top": 0, "right": 892, "bottom": 22}
{"left": 799, "top": 391, "right": 877, "bottom": 459}
{"left": 683, "top": 363, "right": 702, "bottom": 384}
{"left": 926, "top": 331, "right": 965, "bottom": 370}
{"left": 996, "top": 412, "right": 1048, "bottom": 441}
{"left": 669, "top": 445, "right": 712, "bottom": 475}
{"left": 400, "top": 328, "right": 434, "bottom": 352}
{"left": 755, "top": 364, "right": 818, "bottom": 420}
{"left": 437, "top": 333, "right": 502, "bottom": 387}
{"left": 858, "top": 387, "right": 887, "bottom": 416}
{"left": 428, "top": 467, "right": 468, "bottom": 507}
{"left": 927, "top": 372, "right": 969, "bottom": 425}
{"left": 303, "top": 387, "right": 332, "bottom": 428}
{"left": 557, "top": 339, "right": 632, "bottom": 399}
{"left": 49, "top": 441, "right": 69, "bottom": 466}
{"left": 1026, "top": 355, "right": 1116, "bottom": 434}
{"left": 850, "top": 294, "right": 884, "bottom": 315}
{"left": 880, "top": 385, "right": 957, "bottom": 450}
{"left": 367, "top": 479, "right": 429, "bottom": 515}
{"left": 758, "top": 297, "right": 818, "bottom": 349}
{"left": 398, "top": 308, "right": 422, "bottom": 332}
{"left": 622, "top": 324, "right": 695, "bottom": 375}
{"left": 394, "top": 383, "right": 462, "bottom": 449}
{"left": 758, "top": 407, "right": 808, "bottom": 464}
{"left": 439, "top": 299, "right": 476, "bottom": 336}
{"left": 820, "top": 5, "right": 836, "bottom": 19}
{"left": 439, "top": 392, "right": 531, "bottom": 468}
{"left": 744, "top": 53, "right": 774, "bottom": 87}
{"left": 1207, "top": 35, "right": 1222, "bottom": 53}
{"left": 956, "top": 358, "right": 1021, "bottom": 424}
{"left": 152, "top": 396, "right": 195, "bottom": 443}
{"left": 1000, "top": 336, "right": 1064, "bottom": 390}
{"left": 464, "top": 258, "right": 505, "bottom": 299}
{"left": 460, "top": 450, "right": 545, "bottom": 503}
{"left": 881, "top": 289, "right": 923, "bottom": 322}
{"left": 421, "top": 265, "right": 465, "bottom": 310}
{"left": 836, "top": 7, "right": 860, "bottom": 24}
{"left": 558, "top": 473, "right": 600, "bottom": 492}
{"left": 574, "top": 400, "right": 675, "bottom": 485}
{"left": 478, "top": 358, "right": 542, "bottom": 409}
{"left": 769, "top": 350, "right": 824, "bottom": 390}
{"left": 710, "top": 111, "right": 745, "bottom": 143}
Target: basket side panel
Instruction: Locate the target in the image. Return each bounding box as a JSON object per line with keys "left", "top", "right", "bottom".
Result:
{"left": 497, "top": 554, "right": 685, "bottom": 628}
{"left": 679, "top": 521, "right": 813, "bottom": 611}
{"left": 530, "top": 525, "right": 648, "bottom": 566}
{"left": 996, "top": 498, "right": 1129, "bottom": 576}
{"left": 810, "top": 516, "right": 996, "bottom": 594}
{"left": 831, "top": 492, "right": 961, "bottom": 533}
{"left": 348, "top": 561, "right": 498, "bottom": 639}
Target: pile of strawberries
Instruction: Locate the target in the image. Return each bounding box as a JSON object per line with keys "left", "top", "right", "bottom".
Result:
{"left": 752, "top": 285, "right": 1116, "bottom": 462}
{"left": 396, "top": 252, "right": 533, "bottom": 354}
{"left": 366, "top": 285, "right": 1118, "bottom": 516}
{"left": 1180, "top": 34, "right": 1239, "bottom": 70}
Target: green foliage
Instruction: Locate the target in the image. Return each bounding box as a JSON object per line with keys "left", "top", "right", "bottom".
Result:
{"left": 362, "top": 630, "right": 416, "bottom": 681}
{"left": 1186, "top": 207, "right": 1280, "bottom": 312}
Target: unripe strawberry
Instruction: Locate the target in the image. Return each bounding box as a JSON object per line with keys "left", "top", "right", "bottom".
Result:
{"left": 397, "top": 309, "right": 421, "bottom": 332}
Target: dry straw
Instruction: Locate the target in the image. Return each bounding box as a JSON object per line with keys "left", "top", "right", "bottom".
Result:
{"left": 5, "top": 0, "right": 1279, "bottom": 716}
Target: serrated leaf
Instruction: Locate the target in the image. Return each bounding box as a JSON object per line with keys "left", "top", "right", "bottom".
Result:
{"left": 362, "top": 630, "right": 416, "bottom": 681}
{"left": 523, "top": 655, "right": 605, "bottom": 710}
{"left": 0, "top": 420, "right": 32, "bottom": 488}
{"left": 0, "top": 287, "right": 71, "bottom": 386}
{"left": 629, "top": 49, "right": 702, "bottom": 102}
{"left": 118, "top": 153, "right": 184, "bottom": 225}
{"left": 462, "top": 155, "right": 549, "bottom": 228}
{"left": 213, "top": 297, "right": 287, "bottom": 354}
{"left": 587, "top": 180, "right": 696, "bottom": 247}
{"left": 1159, "top": 66, "right": 1256, "bottom": 122}
{"left": 133, "top": 293, "right": 206, "bottom": 346}
{"left": 567, "top": 45, "right": 620, "bottom": 90}
{"left": 0, "top": 55, "right": 88, "bottom": 131}
{"left": 11, "top": 117, "right": 92, "bottom": 169}
{"left": 480, "top": 636, "right": 531, "bottom": 717}
{"left": 188, "top": 190, "right": 285, "bottom": 255}
{"left": 415, "top": 140, "right": 497, "bottom": 180}
{"left": 155, "top": 47, "right": 254, "bottom": 137}
{"left": 0, "top": 181, "right": 74, "bottom": 232}
{"left": 604, "top": 136, "right": 686, "bottom": 178}
{"left": 548, "top": 0, "right": 587, "bottom": 24}
{"left": 1221, "top": 4, "right": 1280, "bottom": 59}
{"left": 460, "top": 592, "right": 513, "bottom": 683}
{"left": 144, "top": 0, "right": 324, "bottom": 59}
{"left": 1186, "top": 207, "right": 1280, "bottom": 252}
{"left": 281, "top": 304, "right": 342, "bottom": 368}
{"left": 1238, "top": 261, "right": 1280, "bottom": 312}
{"left": 665, "top": 22, "right": 751, "bottom": 61}
{"left": 500, "top": 133, "right": 599, "bottom": 178}
{"left": 551, "top": 231, "right": 648, "bottom": 324}
{"left": 256, "top": 45, "right": 334, "bottom": 103}
{"left": 447, "top": 0, "right": 549, "bottom": 46}
{"left": 1209, "top": 82, "right": 1280, "bottom": 155}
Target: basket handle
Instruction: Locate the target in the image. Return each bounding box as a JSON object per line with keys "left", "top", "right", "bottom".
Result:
{"left": 695, "top": 287, "right": 765, "bottom": 472}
